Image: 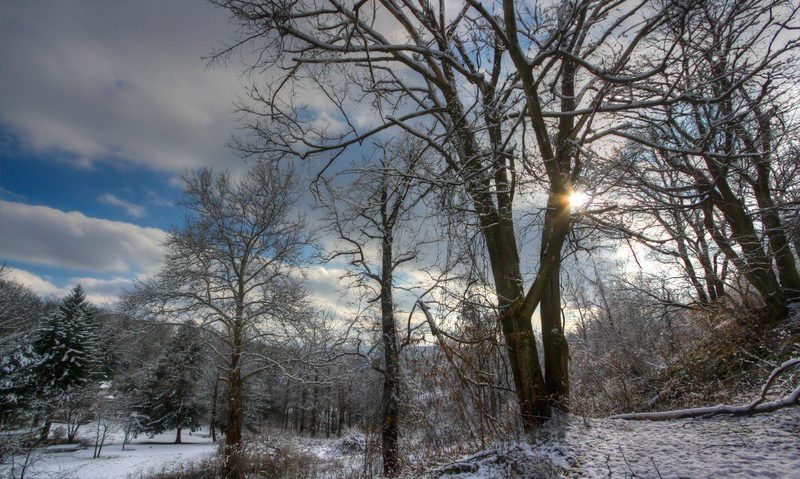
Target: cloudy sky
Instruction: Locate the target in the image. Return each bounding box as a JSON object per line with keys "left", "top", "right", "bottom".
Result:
{"left": 0, "top": 1, "right": 348, "bottom": 306}
{"left": 0, "top": 0, "right": 637, "bottom": 320}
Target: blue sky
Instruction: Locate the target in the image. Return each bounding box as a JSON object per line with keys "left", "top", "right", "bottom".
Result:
{"left": 0, "top": 0, "right": 262, "bottom": 305}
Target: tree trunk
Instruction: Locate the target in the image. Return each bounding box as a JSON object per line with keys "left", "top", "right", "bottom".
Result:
{"left": 381, "top": 223, "right": 401, "bottom": 477}
{"left": 539, "top": 196, "right": 570, "bottom": 410}
{"left": 299, "top": 387, "right": 306, "bottom": 434}
{"left": 210, "top": 372, "right": 219, "bottom": 442}
{"left": 701, "top": 197, "right": 787, "bottom": 318}
{"left": 310, "top": 373, "right": 319, "bottom": 437}
{"left": 754, "top": 172, "right": 800, "bottom": 301}
{"left": 175, "top": 426, "right": 182, "bottom": 444}
{"left": 483, "top": 213, "right": 551, "bottom": 429}
{"left": 38, "top": 419, "right": 51, "bottom": 444}
{"left": 224, "top": 338, "right": 245, "bottom": 479}
{"left": 440, "top": 70, "right": 550, "bottom": 431}
{"left": 280, "top": 378, "right": 290, "bottom": 431}
{"left": 337, "top": 387, "right": 345, "bottom": 437}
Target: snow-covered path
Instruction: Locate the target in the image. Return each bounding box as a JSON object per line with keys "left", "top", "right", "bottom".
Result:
{"left": 2, "top": 428, "right": 217, "bottom": 479}
{"left": 566, "top": 409, "right": 800, "bottom": 478}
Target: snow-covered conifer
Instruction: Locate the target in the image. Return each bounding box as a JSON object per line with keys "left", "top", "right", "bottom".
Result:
{"left": 135, "top": 324, "right": 206, "bottom": 443}
{"left": 31, "top": 285, "right": 102, "bottom": 397}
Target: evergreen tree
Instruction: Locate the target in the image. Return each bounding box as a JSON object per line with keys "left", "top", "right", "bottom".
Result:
{"left": 31, "top": 285, "right": 102, "bottom": 397}
{"left": 0, "top": 343, "right": 38, "bottom": 421}
{"left": 136, "top": 324, "right": 206, "bottom": 443}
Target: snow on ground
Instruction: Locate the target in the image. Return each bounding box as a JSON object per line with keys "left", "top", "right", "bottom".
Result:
{"left": 17, "top": 410, "right": 794, "bottom": 479}
{"left": 1, "top": 426, "right": 218, "bottom": 479}
{"left": 570, "top": 409, "right": 800, "bottom": 478}
{"left": 436, "top": 409, "right": 800, "bottom": 478}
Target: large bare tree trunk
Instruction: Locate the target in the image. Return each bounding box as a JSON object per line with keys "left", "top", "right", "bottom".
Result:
{"left": 484, "top": 223, "right": 551, "bottom": 428}
{"left": 540, "top": 195, "right": 571, "bottom": 409}
{"left": 440, "top": 68, "right": 551, "bottom": 429}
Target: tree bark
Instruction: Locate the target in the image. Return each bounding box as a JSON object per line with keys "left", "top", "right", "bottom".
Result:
{"left": 540, "top": 194, "right": 571, "bottom": 409}
{"left": 337, "top": 387, "right": 345, "bottom": 437}
{"left": 310, "top": 373, "right": 319, "bottom": 437}
{"left": 224, "top": 333, "right": 245, "bottom": 479}
{"left": 210, "top": 372, "right": 219, "bottom": 442}
{"left": 381, "top": 207, "right": 401, "bottom": 477}
{"left": 439, "top": 64, "right": 550, "bottom": 430}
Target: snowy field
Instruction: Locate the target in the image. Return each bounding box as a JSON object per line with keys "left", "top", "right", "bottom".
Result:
{"left": 437, "top": 409, "right": 800, "bottom": 478}
{"left": 2, "top": 426, "right": 217, "bottom": 479}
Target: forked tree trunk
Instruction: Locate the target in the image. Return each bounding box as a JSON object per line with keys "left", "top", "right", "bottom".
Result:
{"left": 439, "top": 65, "right": 551, "bottom": 431}
{"left": 482, "top": 207, "right": 551, "bottom": 429}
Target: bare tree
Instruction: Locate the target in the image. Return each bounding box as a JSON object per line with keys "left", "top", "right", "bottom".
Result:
{"left": 210, "top": 0, "right": 686, "bottom": 429}
{"left": 601, "top": 0, "right": 800, "bottom": 318}
{"left": 128, "top": 162, "right": 308, "bottom": 479}
{"left": 318, "top": 138, "right": 427, "bottom": 475}
{"left": 0, "top": 267, "right": 43, "bottom": 355}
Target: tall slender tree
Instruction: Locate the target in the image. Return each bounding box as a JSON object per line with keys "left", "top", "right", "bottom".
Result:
{"left": 319, "top": 139, "right": 426, "bottom": 475}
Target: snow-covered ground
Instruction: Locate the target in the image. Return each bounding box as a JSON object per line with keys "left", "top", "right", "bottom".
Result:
{"left": 12, "top": 410, "right": 795, "bottom": 479}
{"left": 1, "top": 426, "right": 217, "bottom": 479}
{"left": 435, "top": 409, "right": 800, "bottom": 478}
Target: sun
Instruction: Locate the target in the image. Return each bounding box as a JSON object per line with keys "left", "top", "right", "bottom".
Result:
{"left": 568, "top": 190, "right": 591, "bottom": 210}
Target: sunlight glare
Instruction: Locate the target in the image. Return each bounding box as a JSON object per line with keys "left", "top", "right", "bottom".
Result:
{"left": 568, "top": 190, "right": 591, "bottom": 210}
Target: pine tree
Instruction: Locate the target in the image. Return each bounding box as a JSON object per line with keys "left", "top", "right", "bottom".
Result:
{"left": 0, "top": 343, "right": 38, "bottom": 421}
{"left": 31, "top": 285, "right": 102, "bottom": 397}
{"left": 136, "top": 324, "right": 206, "bottom": 443}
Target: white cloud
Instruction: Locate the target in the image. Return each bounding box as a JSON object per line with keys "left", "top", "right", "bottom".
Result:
{"left": 98, "top": 193, "right": 146, "bottom": 217}
{"left": 4, "top": 267, "right": 136, "bottom": 304}
{"left": 68, "top": 275, "right": 140, "bottom": 305}
{"left": 0, "top": 0, "right": 245, "bottom": 172}
{"left": 0, "top": 200, "right": 166, "bottom": 273}
{"left": 3, "top": 267, "right": 62, "bottom": 297}
{"left": 302, "top": 265, "right": 362, "bottom": 318}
